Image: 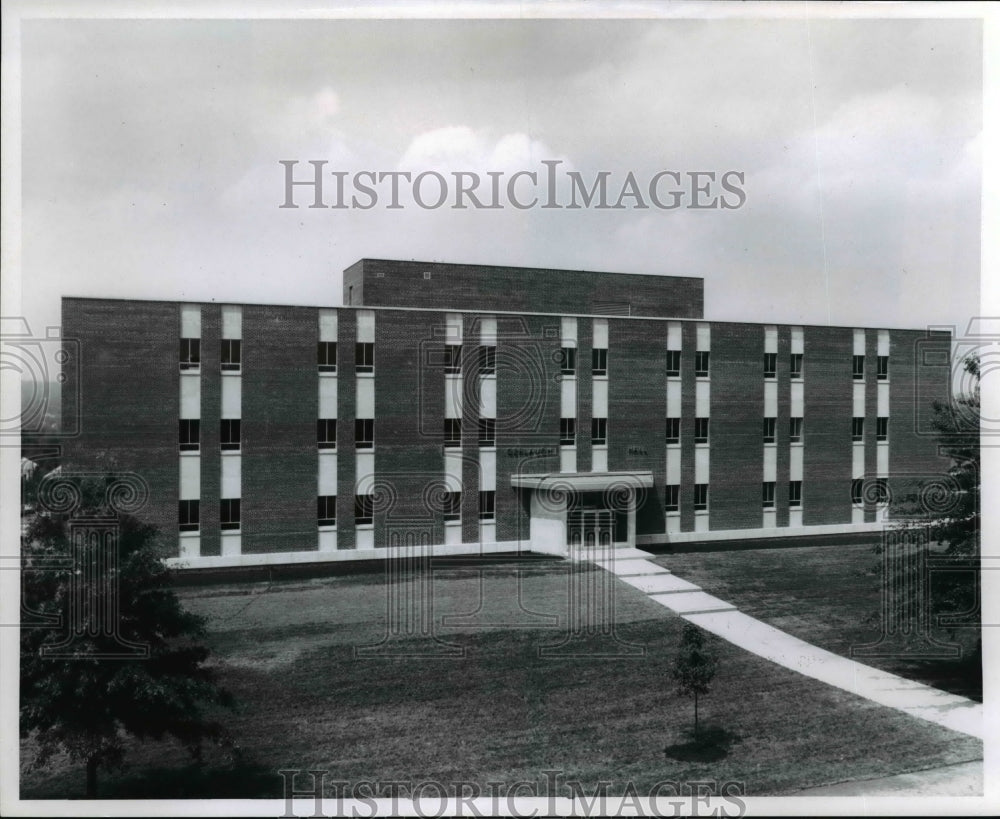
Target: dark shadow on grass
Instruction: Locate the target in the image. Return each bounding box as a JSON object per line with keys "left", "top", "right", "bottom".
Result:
{"left": 663, "top": 726, "right": 741, "bottom": 762}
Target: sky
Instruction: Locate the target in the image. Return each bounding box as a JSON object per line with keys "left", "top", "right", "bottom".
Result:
{"left": 15, "top": 13, "right": 984, "bottom": 339}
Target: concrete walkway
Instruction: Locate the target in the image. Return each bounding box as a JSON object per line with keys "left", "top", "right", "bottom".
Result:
{"left": 585, "top": 548, "right": 983, "bottom": 740}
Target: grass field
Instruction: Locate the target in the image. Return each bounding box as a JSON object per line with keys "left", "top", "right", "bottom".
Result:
{"left": 655, "top": 541, "right": 982, "bottom": 701}
{"left": 20, "top": 550, "right": 982, "bottom": 800}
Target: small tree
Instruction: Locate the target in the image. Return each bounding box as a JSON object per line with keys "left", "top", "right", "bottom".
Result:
{"left": 20, "top": 476, "right": 235, "bottom": 798}
{"left": 672, "top": 623, "right": 718, "bottom": 738}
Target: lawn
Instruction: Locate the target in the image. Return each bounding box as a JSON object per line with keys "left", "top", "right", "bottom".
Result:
{"left": 653, "top": 541, "right": 982, "bottom": 701}
{"left": 20, "top": 555, "right": 982, "bottom": 799}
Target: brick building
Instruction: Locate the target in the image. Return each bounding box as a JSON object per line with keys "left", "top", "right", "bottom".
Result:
{"left": 61, "top": 259, "right": 953, "bottom": 569}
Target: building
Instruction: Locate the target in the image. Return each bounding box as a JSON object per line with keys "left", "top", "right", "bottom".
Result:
{"left": 60, "top": 259, "right": 953, "bottom": 569}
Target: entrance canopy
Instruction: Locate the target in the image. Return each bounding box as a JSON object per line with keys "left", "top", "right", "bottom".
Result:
{"left": 510, "top": 471, "right": 654, "bottom": 492}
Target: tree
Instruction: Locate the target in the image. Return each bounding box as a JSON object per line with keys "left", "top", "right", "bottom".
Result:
{"left": 672, "top": 623, "right": 718, "bottom": 738}
{"left": 20, "top": 475, "right": 235, "bottom": 798}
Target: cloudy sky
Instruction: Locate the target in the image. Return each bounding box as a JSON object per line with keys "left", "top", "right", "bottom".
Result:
{"left": 17, "top": 12, "right": 983, "bottom": 337}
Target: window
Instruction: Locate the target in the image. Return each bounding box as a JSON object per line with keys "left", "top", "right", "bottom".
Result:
{"left": 444, "top": 491, "right": 461, "bottom": 522}
{"left": 694, "top": 484, "right": 708, "bottom": 511}
{"left": 877, "top": 355, "right": 889, "bottom": 381}
{"left": 179, "top": 499, "right": 199, "bottom": 532}
{"left": 560, "top": 347, "right": 576, "bottom": 375}
{"left": 479, "top": 345, "right": 496, "bottom": 375}
{"left": 221, "top": 419, "right": 241, "bottom": 452}
{"left": 180, "top": 338, "right": 200, "bottom": 370}
{"left": 479, "top": 490, "right": 495, "bottom": 521}
{"left": 179, "top": 419, "right": 200, "bottom": 452}
{"left": 478, "top": 418, "right": 496, "bottom": 447}
{"left": 592, "top": 348, "right": 608, "bottom": 376}
{"left": 666, "top": 350, "right": 681, "bottom": 377}
{"left": 877, "top": 417, "right": 888, "bottom": 441}
{"left": 317, "top": 419, "right": 337, "bottom": 450}
{"left": 851, "top": 478, "right": 864, "bottom": 505}
{"left": 852, "top": 417, "right": 864, "bottom": 441}
{"left": 318, "top": 341, "right": 337, "bottom": 373}
{"left": 318, "top": 495, "right": 337, "bottom": 526}
{"left": 762, "top": 481, "right": 775, "bottom": 508}
{"left": 355, "top": 342, "right": 374, "bottom": 373}
{"left": 762, "top": 417, "right": 776, "bottom": 444}
{"left": 790, "top": 353, "right": 803, "bottom": 379}
{"left": 665, "top": 485, "right": 679, "bottom": 513}
{"left": 764, "top": 353, "right": 777, "bottom": 379}
{"left": 695, "top": 417, "right": 709, "bottom": 444}
{"left": 444, "top": 344, "right": 462, "bottom": 374}
{"left": 592, "top": 417, "right": 608, "bottom": 446}
{"left": 444, "top": 418, "right": 462, "bottom": 447}
{"left": 695, "top": 351, "right": 710, "bottom": 377}
{"left": 665, "top": 418, "right": 680, "bottom": 445}
{"left": 221, "top": 339, "right": 241, "bottom": 372}
{"left": 220, "top": 498, "right": 240, "bottom": 531}
{"left": 874, "top": 478, "right": 889, "bottom": 505}
{"left": 789, "top": 481, "right": 802, "bottom": 507}
{"left": 355, "top": 494, "right": 374, "bottom": 525}
{"left": 852, "top": 355, "right": 864, "bottom": 380}
{"left": 789, "top": 417, "right": 802, "bottom": 443}
{"left": 355, "top": 419, "right": 374, "bottom": 449}
{"left": 560, "top": 418, "right": 576, "bottom": 446}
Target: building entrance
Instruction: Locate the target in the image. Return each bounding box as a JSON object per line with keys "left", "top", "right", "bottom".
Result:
{"left": 566, "top": 509, "right": 614, "bottom": 548}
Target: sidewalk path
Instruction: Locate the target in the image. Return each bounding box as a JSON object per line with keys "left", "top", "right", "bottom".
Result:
{"left": 589, "top": 548, "right": 983, "bottom": 740}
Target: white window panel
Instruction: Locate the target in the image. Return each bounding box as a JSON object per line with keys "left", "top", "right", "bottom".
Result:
{"left": 444, "top": 450, "right": 463, "bottom": 489}
{"left": 221, "top": 532, "right": 241, "bottom": 556}
{"left": 666, "top": 449, "right": 681, "bottom": 485}
{"left": 180, "top": 373, "right": 200, "bottom": 419}
{"left": 852, "top": 443, "right": 865, "bottom": 479}
{"left": 695, "top": 512, "right": 709, "bottom": 532}
{"left": 561, "top": 317, "right": 578, "bottom": 346}
{"left": 480, "top": 375, "right": 496, "bottom": 419}
{"left": 790, "top": 446, "right": 803, "bottom": 481}
{"left": 877, "top": 442, "right": 889, "bottom": 476}
{"left": 318, "top": 530, "right": 337, "bottom": 552}
{"left": 221, "top": 305, "right": 242, "bottom": 339}
{"left": 356, "top": 309, "right": 375, "bottom": 343}
{"left": 561, "top": 376, "right": 577, "bottom": 418}
{"left": 791, "top": 381, "right": 804, "bottom": 417}
{"left": 319, "top": 375, "right": 338, "bottom": 418}
{"left": 695, "top": 446, "right": 709, "bottom": 484}
{"left": 560, "top": 447, "right": 577, "bottom": 474}
{"left": 763, "top": 509, "right": 777, "bottom": 529}
{"left": 445, "top": 374, "right": 463, "bottom": 419}
{"left": 667, "top": 515, "right": 681, "bottom": 533}
{"left": 877, "top": 383, "right": 890, "bottom": 416}
{"left": 178, "top": 535, "right": 200, "bottom": 559}
{"left": 445, "top": 313, "right": 463, "bottom": 343}
{"left": 791, "top": 327, "right": 804, "bottom": 355}
{"left": 763, "top": 446, "right": 776, "bottom": 482}
{"left": 593, "top": 377, "right": 608, "bottom": 417}
{"left": 480, "top": 521, "right": 496, "bottom": 544}
{"left": 480, "top": 316, "right": 497, "bottom": 345}
{"left": 667, "top": 322, "right": 682, "bottom": 351}
{"left": 877, "top": 329, "right": 890, "bottom": 357}
{"left": 318, "top": 308, "right": 338, "bottom": 342}
{"left": 445, "top": 521, "right": 462, "bottom": 544}
{"left": 480, "top": 449, "right": 496, "bottom": 492}
{"left": 179, "top": 454, "right": 200, "bottom": 500}
{"left": 593, "top": 318, "right": 608, "bottom": 349}
{"left": 592, "top": 445, "right": 608, "bottom": 472}
{"left": 357, "top": 529, "right": 375, "bottom": 550}
{"left": 789, "top": 508, "right": 803, "bottom": 527}
{"left": 356, "top": 452, "right": 375, "bottom": 494}
{"left": 696, "top": 380, "right": 710, "bottom": 417}
{"left": 221, "top": 453, "right": 241, "bottom": 498}
{"left": 854, "top": 329, "right": 866, "bottom": 356}
{"left": 852, "top": 506, "right": 865, "bottom": 523}
{"left": 764, "top": 325, "right": 778, "bottom": 354}
{"left": 318, "top": 451, "right": 337, "bottom": 495}
{"left": 221, "top": 374, "right": 241, "bottom": 419}
{"left": 667, "top": 380, "right": 681, "bottom": 417}
{"left": 357, "top": 376, "right": 375, "bottom": 419}
{"left": 853, "top": 382, "right": 865, "bottom": 417}
{"left": 180, "top": 304, "right": 201, "bottom": 338}
{"left": 696, "top": 323, "right": 711, "bottom": 351}
{"left": 764, "top": 381, "right": 778, "bottom": 417}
